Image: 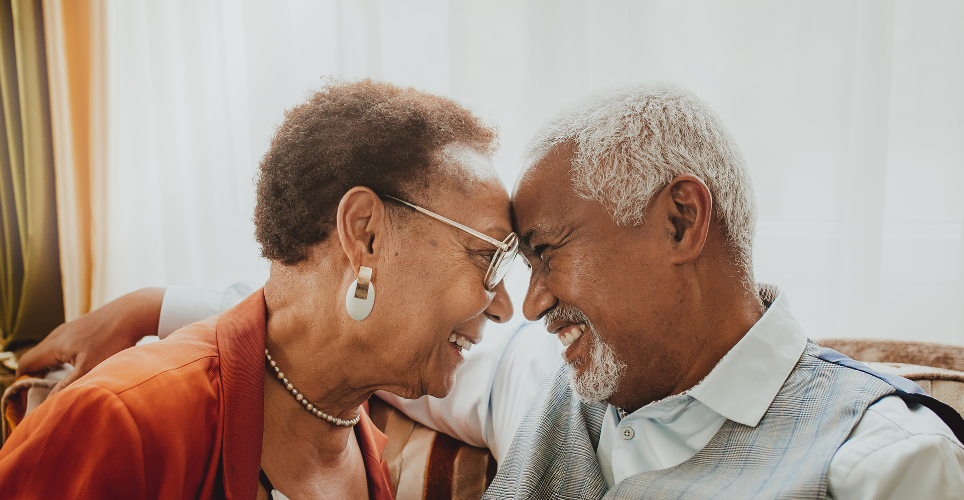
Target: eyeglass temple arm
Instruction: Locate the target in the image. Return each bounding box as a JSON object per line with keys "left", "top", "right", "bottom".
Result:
{"left": 383, "top": 196, "right": 509, "bottom": 250}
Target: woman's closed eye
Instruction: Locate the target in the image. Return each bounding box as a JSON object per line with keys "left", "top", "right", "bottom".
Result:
{"left": 468, "top": 249, "right": 497, "bottom": 268}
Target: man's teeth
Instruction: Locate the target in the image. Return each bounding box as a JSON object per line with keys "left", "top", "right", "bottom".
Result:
{"left": 448, "top": 333, "right": 473, "bottom": 352}
{"left": 559, "top": 324, "right": 586, "bottom": 347}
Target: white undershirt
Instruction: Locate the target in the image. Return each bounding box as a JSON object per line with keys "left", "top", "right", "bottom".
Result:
{"left": 160, "top": 284, "right": 964, "bottom": 499}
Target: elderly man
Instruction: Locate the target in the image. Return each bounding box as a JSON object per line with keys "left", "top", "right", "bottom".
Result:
{"left": 474, "top": 86, "right": 964, "bottom": 498}
{"left": 18, "top": 84, "right": 964, "bottom": 499}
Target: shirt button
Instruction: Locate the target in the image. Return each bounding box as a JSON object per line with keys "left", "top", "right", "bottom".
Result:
{"left": 621, "top": 427, "right": 635, "bottom": 440}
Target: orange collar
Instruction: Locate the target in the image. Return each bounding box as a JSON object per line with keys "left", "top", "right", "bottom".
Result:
{"left": 216, "top": 288, "right": 268, "bottom": 498}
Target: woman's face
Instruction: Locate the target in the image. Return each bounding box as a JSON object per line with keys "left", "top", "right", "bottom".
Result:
{"left": 375, "top": 143, "right": 514, "bottom": 399}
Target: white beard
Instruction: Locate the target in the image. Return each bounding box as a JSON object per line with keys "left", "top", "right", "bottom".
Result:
{"left": 565, "top": 326, "right": 625, "bottom": 404}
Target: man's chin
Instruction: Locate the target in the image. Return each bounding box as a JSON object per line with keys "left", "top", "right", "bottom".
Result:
{"left": 566, "top": 362, "right": 620, "bottom": 404}
{"left": 562, "top": 323, "right": 626, "bottom": 404}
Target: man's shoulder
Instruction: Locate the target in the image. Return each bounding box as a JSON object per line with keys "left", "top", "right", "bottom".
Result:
{"left": 833, "top": 395, "right": 964, "bottom": 473}
{"left": 828, "top": 395, "right": 964, "bottom": 496}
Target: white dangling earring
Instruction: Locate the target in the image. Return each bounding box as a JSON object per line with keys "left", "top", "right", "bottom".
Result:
{"left": 345, "top": 265, "right": 375, "bottom": 321}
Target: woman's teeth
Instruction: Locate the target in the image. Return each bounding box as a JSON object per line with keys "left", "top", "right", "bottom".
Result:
{"left": 449, "top": 333, "right": 473, "bottom": 352}
{"left": 559, "top": 324, "right": 586, "bottom": 347}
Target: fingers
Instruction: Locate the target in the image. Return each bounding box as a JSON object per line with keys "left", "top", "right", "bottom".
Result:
{"left": 15, "top": 341, "right": 63, "bottom": 379}
{"left": 47, "top": 367, "right": 81, "bottom": 398}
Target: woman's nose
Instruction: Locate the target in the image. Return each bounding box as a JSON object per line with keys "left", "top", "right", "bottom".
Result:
{"left": 484, "top": 280, "right": 513, "bottom": 323}
{"left": 522, "top": 273, "right": 556, "bottom": 321}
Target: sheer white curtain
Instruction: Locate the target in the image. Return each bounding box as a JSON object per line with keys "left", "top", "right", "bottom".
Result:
{"left": 98, "top": 0, "right": 964, "bottom": 344}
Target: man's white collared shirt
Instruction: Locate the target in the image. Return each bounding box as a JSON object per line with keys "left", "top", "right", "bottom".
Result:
{"left": 598, "top": 288, "right": 809, "bottom": 485}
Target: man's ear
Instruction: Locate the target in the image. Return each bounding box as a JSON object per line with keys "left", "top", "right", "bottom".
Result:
{"left": 659, "top": 174, "right": 712, "bottom": 264}
{"left": 335, "top": 187, "right": 387, "bottom": 273}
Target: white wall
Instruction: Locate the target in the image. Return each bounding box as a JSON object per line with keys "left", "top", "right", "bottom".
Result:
{"left": 101, "top": 0, "right": 964, "bottom": 343}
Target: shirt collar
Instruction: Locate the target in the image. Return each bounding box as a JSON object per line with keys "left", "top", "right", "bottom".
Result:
{"left": 685, "top": 286, "right": 808, "bottom": 427}
{"left": 356, "top": 402, "right": 394, "bottom": 499}
{"left": 217, "top": 289, "right": 268, "bottom": 499}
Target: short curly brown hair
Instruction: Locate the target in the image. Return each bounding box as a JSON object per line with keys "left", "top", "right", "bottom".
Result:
{"left": 254, "top": 79, "right": 498, "bottom": 265}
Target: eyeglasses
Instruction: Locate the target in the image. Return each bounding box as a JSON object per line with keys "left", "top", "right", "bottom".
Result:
{"left": 383, "top": 195, "right": 519, "bottom": 291}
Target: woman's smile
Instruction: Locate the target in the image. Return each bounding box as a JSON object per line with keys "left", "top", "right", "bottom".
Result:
{"left": 448, "top": 332, "right": 476, "bottom": 352}
{"left": 445, "top": 331, "right": 479, "bottom": 364}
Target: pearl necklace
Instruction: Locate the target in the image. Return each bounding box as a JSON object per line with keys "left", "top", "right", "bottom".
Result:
{"left": 265, "top": 348, "right": 360, "bottom": 427}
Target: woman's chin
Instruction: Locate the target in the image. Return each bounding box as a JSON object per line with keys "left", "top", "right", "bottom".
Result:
{"left": 423, "top": 371, "right": 459, "bottom": 399}
{"left": 391, "top": 342, "right": 465, "bottom": 399}
{"left": 421, "top": 340, "right": 465, "bottom": 396}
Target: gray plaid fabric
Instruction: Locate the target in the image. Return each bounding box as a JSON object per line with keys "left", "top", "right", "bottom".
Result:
{"left": 484, "top": 342, "right": 896, "bottom": 500}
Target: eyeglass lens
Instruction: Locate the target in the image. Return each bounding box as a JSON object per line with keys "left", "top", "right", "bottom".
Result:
{"left": 485, "top": 234, "right": 519, "bottom": 290}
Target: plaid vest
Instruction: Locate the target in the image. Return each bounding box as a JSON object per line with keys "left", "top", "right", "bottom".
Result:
{"left": 484, "top": 342, "right": 900, "bottom": 500}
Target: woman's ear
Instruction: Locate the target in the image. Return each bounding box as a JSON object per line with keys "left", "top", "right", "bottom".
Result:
{"left": 335, "top": 187, "right": 387, "bottom": 273}
{"left": 658, "top": 174, "right": 712, "bottom": 265}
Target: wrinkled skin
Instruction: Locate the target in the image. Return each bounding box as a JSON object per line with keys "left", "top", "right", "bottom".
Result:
{"left": 513, "top": 143, "right": 763, "bottom": 412}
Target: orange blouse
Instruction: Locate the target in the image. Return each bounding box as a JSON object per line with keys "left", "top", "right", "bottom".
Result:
{"left": 0, "top": 290, "right": 394, "bottom": 500}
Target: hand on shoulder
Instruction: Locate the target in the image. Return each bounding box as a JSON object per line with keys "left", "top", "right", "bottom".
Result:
{"left": 15, "top": 287, "right": 166, "bottom": 395}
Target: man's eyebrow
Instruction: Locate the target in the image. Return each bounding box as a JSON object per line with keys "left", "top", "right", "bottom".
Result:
{"left": 521, "top": 224, "right": 568, "bottom": 248}
{"left": 520, "top": 226, "right": 544, "bottom": 248}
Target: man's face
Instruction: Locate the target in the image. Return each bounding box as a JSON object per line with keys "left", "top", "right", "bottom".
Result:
{"left": 512, "top": 144, "right": 699, "bottom": 410}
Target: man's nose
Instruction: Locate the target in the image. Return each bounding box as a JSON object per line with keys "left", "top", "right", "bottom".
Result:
{"left": 522, "top": 272, "right": 556, "bottom": 322}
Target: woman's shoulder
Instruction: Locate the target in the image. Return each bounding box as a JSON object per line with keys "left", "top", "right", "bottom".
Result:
{"left": 0, "top": 325, "right": 226, "bottom": 498}
{"left": 71, "top": 315, "right": 225, "bottom": 413}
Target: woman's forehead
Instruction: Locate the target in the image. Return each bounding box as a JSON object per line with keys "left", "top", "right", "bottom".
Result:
{"left": 424, "top": 179, "right": 511, "bottom": 239}
{"left": 435, "top": 143, "right": 504, "bottom": 189}
{"left": 459, "top": 183, "right": 512, "bottom": 236}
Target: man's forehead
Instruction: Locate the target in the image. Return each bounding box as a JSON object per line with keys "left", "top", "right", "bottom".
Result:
{"left": 513, "top": 142, "right": 577, "bottom": 197}
{"left": 511, "top": 143, "right": 578, "bottom": 235}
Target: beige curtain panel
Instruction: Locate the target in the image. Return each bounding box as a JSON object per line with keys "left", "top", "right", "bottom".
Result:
{"left": 44, "top": 0, "right": 101, "bottom": 321}
{"left": 0, "top": 0, "right": 64, "bottom": 349}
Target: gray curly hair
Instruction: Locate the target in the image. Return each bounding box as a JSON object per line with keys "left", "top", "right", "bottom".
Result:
{"left": 525, "top": 84, "right": 757, "bottom": 285}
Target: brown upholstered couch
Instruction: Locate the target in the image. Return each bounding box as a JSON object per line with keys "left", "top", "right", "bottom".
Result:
{"left": 367, "top": 397, "right": 497, "bottom": 499}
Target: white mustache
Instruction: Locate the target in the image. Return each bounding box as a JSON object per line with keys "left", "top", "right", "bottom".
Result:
{"left": 544, "top": 304, "right": 593, "bottom": 331}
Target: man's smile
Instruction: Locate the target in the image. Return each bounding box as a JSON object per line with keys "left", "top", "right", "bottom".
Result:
{"left": 558, "top": 323, "right": 585, "bottom": 347}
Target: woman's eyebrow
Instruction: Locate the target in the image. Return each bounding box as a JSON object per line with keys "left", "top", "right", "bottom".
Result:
{"left": 472, "top": 214, "right": 512, "bottom": 239}
{"left": 485, "top": 224, "right": 514, "bottom": 238}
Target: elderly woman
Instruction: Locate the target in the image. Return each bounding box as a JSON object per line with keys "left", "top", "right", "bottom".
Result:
{"left": 0, "top": 80, "right": 516, "bottom": 499}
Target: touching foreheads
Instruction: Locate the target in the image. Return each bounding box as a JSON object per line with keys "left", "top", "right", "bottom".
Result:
{"left": 525, "top": 84, "right": 757, "bottom": 281}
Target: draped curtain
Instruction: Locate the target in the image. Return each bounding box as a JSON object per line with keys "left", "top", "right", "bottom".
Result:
{"left": 0, "top": 0, "right": 63, "bottom": 349}
{"left": 42, "top": 0, "right": 107, "bottom": 322}
{"left": 44, "top": 0, "right": 964, "bottom": 344}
